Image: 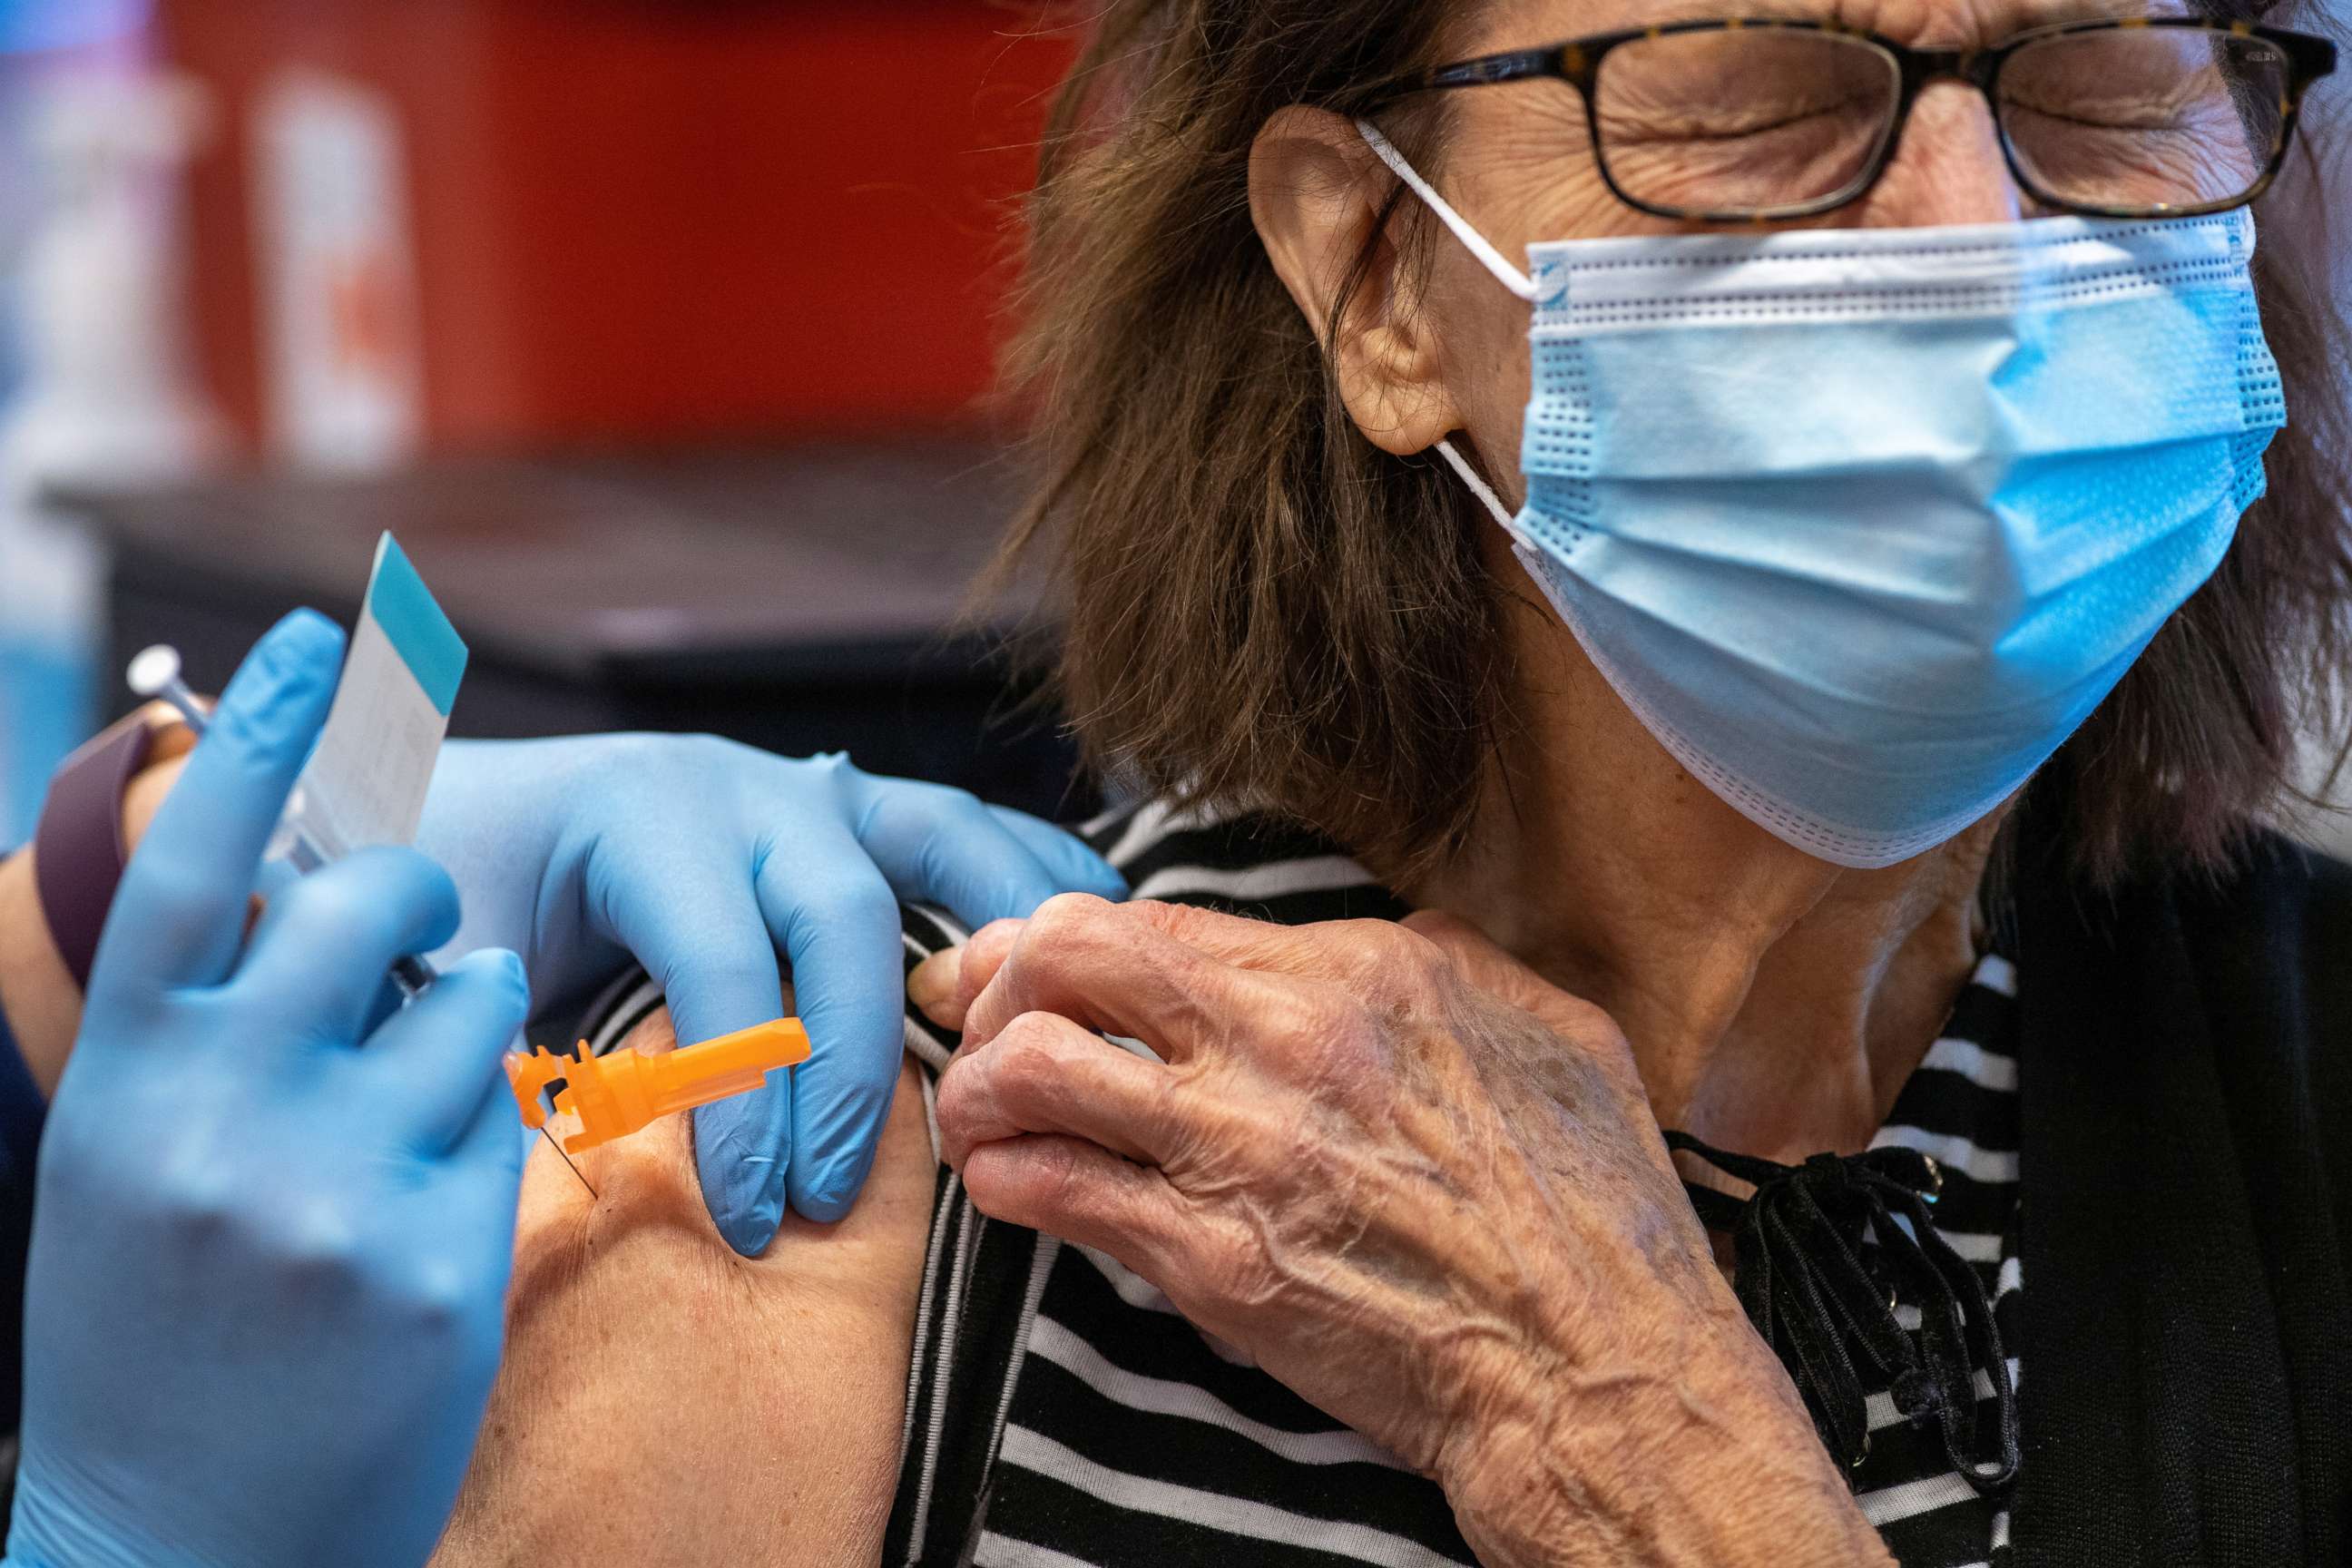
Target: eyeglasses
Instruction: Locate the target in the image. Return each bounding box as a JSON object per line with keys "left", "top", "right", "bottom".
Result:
{"left": 1357, "top": 15, "right": 2337, "bottom": 222}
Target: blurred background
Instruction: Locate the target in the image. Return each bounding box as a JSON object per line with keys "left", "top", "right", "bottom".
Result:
{"left": 0, "top": 0, "right": 2344, "bottom": 851}
{"left": 0, "top": 0, "right": 1089, "bottom": 841}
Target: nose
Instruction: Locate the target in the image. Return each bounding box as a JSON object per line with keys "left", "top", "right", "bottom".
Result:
{"left": 1845, "top": 80, "right": 2027, "bottom": 228}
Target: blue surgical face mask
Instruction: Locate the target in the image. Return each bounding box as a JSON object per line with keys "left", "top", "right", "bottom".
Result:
{"left": 1359, "top": 122, "right": 2286, "bottom": 869}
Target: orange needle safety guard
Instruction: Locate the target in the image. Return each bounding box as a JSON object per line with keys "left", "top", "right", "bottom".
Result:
{"left": 505, "top": 1018, "right": 811, "bottom": 1155}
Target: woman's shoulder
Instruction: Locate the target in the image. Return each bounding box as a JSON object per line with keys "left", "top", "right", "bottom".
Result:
{"left": 439, "top": 1001, "right": 934, "bottom": 1567}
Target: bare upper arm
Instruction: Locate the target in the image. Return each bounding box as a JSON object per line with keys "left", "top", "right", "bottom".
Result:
{"left": 432, "top": 1001, "right": 936, "bottom": 1567}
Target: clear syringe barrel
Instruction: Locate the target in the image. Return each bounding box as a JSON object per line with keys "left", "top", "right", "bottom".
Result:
{"left": 265, "top": 782, "right": 338, "bottom": 875}
{"left": 271, "top": 783, "right": 435, "bottom": 997}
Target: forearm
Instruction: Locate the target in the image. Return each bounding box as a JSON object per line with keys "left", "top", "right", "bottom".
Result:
{"left": 1439, "top": 1333, "right": 1892, "bottom": 1568}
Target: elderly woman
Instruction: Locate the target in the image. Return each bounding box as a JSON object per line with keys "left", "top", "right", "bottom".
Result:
{"left": 427, "top": 2, "right": 2349, "bottom": 1566}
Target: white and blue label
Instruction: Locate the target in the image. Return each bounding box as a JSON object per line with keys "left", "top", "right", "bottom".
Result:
{"left": 299, "top": 533, "right": 466, "bottom": 854}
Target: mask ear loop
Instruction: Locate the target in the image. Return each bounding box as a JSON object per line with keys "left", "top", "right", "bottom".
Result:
{"left": 1431, "top": 438, "right": 1519, "bottom": 531}
{"left": 1354, "top": 119, "right": 1540, "bottom": 303}
{"left": 1353, "top": 119, "right": 1534, "bottom": 537}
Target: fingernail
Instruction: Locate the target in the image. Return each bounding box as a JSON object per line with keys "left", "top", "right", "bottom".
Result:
{"left": 906, "top": 948, "right": 967, "bottom": 1027}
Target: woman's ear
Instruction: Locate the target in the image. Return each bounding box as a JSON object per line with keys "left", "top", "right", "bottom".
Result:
{"left": 1250, "top": 106, "right": 1460, "bottom": 457}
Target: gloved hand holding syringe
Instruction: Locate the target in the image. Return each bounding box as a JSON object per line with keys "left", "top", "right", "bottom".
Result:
{"left": 129, "top": 533, "right": 466, "bottom": 1004}
{"left": 127, "top": 641, "right": 440, "bottom": 1000}
{"left": 124, "top": 534, "right": 810, "bottom": 1189}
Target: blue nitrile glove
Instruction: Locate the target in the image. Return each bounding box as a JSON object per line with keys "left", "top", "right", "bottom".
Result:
{"left": 5, "top": 612, "right": 532, "bottom": 1568}
{"left": 417, "top": 735, "right": 1125, "bottom": 1251}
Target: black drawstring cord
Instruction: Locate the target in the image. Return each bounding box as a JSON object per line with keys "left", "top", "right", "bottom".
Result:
{"left": 1663, "top": 1131, "right": 2022, "bottom": 1494}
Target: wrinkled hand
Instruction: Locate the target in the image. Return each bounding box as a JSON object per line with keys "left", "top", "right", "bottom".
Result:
{"left": 420, "top": 737, "right": 1124, "bottom": 1251}
{"left": 908, "top": 897, "right": 1886, "bottom": 1568}
{"left": 8, "top": 612, "right": 531, "bottom": 1568}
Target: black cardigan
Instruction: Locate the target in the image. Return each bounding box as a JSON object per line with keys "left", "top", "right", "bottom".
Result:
{"left": 2014, "top": 830, "right": 2352, "bottom": 1566}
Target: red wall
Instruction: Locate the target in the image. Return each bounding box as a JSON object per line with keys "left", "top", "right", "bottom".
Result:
{"left": 159, "top": 0, "right": 1078, "bottom": 453}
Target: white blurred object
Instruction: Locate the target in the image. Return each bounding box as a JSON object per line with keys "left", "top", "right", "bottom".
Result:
{"left": 1, "top": 69, "right": 225, "bottom": 483}
{"left": 252, "top": 70, "right": 421, "bottom": 473}
{"left": 0, "top": 55, "right": 225, "bottom": 841}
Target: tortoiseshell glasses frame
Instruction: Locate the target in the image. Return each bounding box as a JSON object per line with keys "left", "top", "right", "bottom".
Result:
{"left": 1357, "top": 16, "right": 2338, "bottom": 222}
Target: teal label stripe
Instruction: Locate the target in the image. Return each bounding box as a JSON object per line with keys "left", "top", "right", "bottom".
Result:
{"left": 365, "top": 534, "right": 467, "bottom": 717}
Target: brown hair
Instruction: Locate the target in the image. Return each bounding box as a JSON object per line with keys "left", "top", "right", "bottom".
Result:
{"left": 999, "top": 0, "right": 2352, "bottom": 886}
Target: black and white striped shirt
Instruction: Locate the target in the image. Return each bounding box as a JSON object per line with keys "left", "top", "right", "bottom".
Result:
{"left": 585, "top": 798, "right": 2024, "bottom": 1567}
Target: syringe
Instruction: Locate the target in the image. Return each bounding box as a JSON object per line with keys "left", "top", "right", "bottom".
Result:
{"left": 131, "top": 644, "right": 604, "bottom": 1199}
{"left": 128, "top": 644, "right": 437, "bottom": 1001}
{"left": 507, "top": 1018, "right": 811, "bottom": 1156}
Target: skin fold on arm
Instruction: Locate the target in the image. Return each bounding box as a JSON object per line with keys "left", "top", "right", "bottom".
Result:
{"left": 429, "top": 1000, "right": 934, "bottom": 1568}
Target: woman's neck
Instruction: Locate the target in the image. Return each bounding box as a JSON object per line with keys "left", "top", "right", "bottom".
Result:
{"left": 1398, "top": 591, "right": 2000, "bottom": 1161}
